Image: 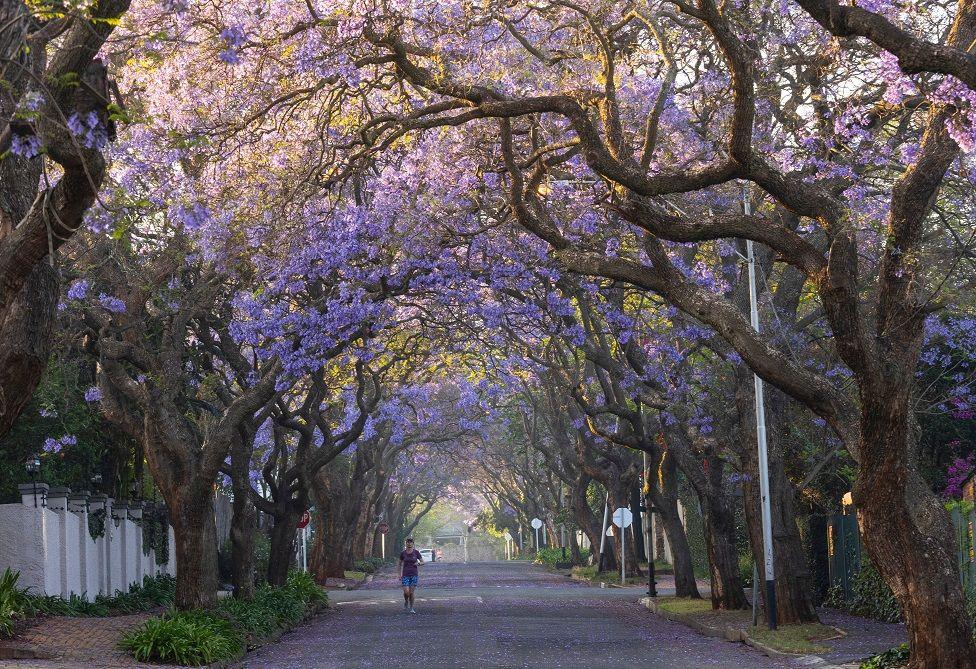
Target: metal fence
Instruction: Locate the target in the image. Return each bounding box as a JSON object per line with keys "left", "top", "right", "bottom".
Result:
{"left": 828, "top": 506, "right": 976, "bottom": 600}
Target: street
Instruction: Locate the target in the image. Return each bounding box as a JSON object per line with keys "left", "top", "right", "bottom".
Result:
{"left": 241, "top": 561, "right": 800, "bottom": 668}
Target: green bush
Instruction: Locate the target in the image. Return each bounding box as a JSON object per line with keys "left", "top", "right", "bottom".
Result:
{"left": 859, "top": 643, "right": 909, "bottom": 669}
{"left": 825, "top": 561, "right": 901, "bottom": 623}
{"left": 121, "top": 571, "right": 327, "bottom": 665}
{"left": 353, "top": 557, "right": 385, "bottom": 574}
{"left": 533, "top": 546, "right": 590, "bottom": 567}
{"left": 739, "top": 553, "right": 754, "bottom": 588}
{"left": 120, "top": 610, "right": 244, "bottom": 666}
{"left": 0, "top": 569, "right": 30, "bottom": 637}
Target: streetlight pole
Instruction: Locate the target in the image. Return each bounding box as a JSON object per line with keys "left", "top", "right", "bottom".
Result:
{"left": 743, "top": 187, "right": 777, "bottom": 630}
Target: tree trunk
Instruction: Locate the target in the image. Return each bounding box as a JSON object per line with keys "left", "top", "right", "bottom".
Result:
{"left": 857, "top": 394, "right": 976, "bottom": 669}
{"left": 170, "top": 488, "right": 218, "bottom": 610}
{"left": 736, "top": 374, "right": 818, "bottom": 624}
{"left": 267, "top": 510, "right": 301, "bottom": 587}
{"left": 229, "top": 435, "right": 256, "bottom": 599}
{"left": 701, "top": 495, "right": 749, "bottom": 610}
{"left": 0, "top": 263, "right": 57, "bottom": 438}
{"left": 651, "top": 454, "right": 701, "bottom": 598}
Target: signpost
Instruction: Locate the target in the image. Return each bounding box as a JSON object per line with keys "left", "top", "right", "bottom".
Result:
{"left": 378, "top": 521, "right": 389, "bottom": 559}
{"left": 612, "top": 507, "right": 633, "bottom": 585}
{"left": 297, "top": 510, "right": 311, "bottom": 572}
{"left": 531, "top": 517, "right": 543, "bottom": 553}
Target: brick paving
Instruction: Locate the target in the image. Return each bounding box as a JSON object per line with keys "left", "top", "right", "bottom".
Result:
{"left": 0, "top": 613, "right": 181, "bottom": 669}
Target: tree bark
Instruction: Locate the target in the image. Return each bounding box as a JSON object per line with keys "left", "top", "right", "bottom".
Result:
{"left": 267, "top": 510, "right": 301, "bottom": 587}
{"left": 169, "top": 487, "right": 219, "bottom": 610}
{"left": 229, "top": 434, "right": 256, "bottom": 599}
{"left": 0, "top": 263, "right": 57, "bottom": 437}
{"left": 649, "top": 450, "right": 701, "bottom": 598}
{"left": 857, "top": 394, "right": 976, "bottom": 669}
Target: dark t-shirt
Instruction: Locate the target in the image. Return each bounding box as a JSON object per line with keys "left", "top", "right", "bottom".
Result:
{"left": 400, "top": 549, "right": 422, "bottom": 577}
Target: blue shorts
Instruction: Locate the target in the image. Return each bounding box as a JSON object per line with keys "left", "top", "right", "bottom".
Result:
{"left": 401, "top": 575, "right": 418, "bottom": 587}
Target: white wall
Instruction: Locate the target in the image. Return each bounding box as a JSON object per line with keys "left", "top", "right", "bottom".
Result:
{"left": 0, "top": 489, "right": 176, "bottom": 600}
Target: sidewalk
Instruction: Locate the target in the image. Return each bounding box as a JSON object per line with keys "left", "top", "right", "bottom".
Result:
{"left": 639, "top": 597, "right": 905, "bottom": 668}
{"left": 0, "top": 613, "right": 180, "bottom": 669}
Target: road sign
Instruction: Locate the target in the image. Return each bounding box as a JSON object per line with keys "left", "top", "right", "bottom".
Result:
{"left": 530, "top": 518, "right": 543, "bottom": 529}
{"left": 297, "top": 510, "right": 311, "bottom": 529}
{"left": 378, "top": 521, "right": 389, "bottom": 534}
{"left": 612, "top": 507, "right": 633, "bottom": 528}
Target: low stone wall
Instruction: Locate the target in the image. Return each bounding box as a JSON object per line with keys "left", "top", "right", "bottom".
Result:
{"left": 0, "top": 483, "right": 175, "bottom": 600}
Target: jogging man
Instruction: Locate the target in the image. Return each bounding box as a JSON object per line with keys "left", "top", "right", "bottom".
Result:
{"left": 398, "top": 537, "right": 423, "bottom": 613}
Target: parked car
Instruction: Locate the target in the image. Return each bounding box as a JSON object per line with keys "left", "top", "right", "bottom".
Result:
{"left": 419, "top": 548, "right": 434, "bottom": 562}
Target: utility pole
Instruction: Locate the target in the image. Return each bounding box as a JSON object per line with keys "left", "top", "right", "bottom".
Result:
{"left": 744, "top": 186, "right": 777, "bottom": 630}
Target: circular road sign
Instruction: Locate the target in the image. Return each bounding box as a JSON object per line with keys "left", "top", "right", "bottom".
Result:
{"left": 612, "top": 507, "right": 633, "bottom": 529}
{"left": 378, "top": 521, "right": 389, "bottom": 534}
{"left": 530, "top": 517, "right": 543, "bottom": 529}
{"left": 297, "top": 510, "right": 311, "bottom": 529}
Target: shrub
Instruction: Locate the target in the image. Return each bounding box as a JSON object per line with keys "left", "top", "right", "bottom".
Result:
{"left": 825, "top": 561, "right": 901, "bottom": 623}
{"left": 286, "top": 571, "right": 328, "bottom": 606}
{"left": 859, "top": 643, "right": 909, "bottom": 669}
{"left": 0, "top": 569, "right": 30, "bottom": 637}
{"left": 120, "top": 611, "right": 244, "bottom": 666}
{"left": 533, "top": 547, "right": 590, "bottom": 567}
{"left": 739, "top": 553, "right": 754, "bottom": 588}
{"left": 353, "top": 559, "right": 377, "bottom": 574}
{"left": 121, "top": 571, "right": 327, "bottom": 664}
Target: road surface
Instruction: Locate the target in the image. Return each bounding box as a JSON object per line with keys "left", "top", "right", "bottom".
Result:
{"left": 241, "top": 560, "right": 803, "bottom": 669}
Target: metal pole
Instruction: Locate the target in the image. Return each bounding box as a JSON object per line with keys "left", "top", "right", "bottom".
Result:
{"left": 643, "top": 451, "right": 657, "bottom": 597}
{"left": 381, "top": 533, "right": 386, "bottom": 560}
{"left": 620, "top": 511, "right": 626, "bottom": 585}
{"left": 744, "top": 187, "right": 777, "bottom": 630}
{"left": 598, "top": 492, "right": 610, "bottom": 571}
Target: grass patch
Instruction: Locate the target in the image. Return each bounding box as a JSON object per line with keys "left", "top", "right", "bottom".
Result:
{"left": 657, "top": 597, "right": 714, "bottom": 615}
{"left": 748, "top": 622, "right": 839, "bottom": 654}
{"left": 343, "top": 571, "right": 366, "bottom": 580}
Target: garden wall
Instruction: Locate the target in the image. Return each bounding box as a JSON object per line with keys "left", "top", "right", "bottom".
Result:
{"left": 0, "top": 483, "right": 175, "bottom": 600}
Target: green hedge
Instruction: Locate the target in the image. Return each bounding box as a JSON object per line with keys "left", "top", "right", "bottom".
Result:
{"left": 533, "top": 546, "right": 590, "bottom": 567}
{"left": 0, "top": 569, "right": 176, "bottom": 636}
{"left": 120, "top": 571, "right": 327, "bottom": 666}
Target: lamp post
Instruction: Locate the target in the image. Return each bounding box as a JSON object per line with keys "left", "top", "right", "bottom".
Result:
{"left": 26, "top": 455, "right": 41, "bottom": 508}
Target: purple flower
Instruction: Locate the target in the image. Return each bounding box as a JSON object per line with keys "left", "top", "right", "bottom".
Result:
{"left": 67, "top": 279, "right": 89, "bottom": 301}
{"left": 66, "top": 112, "right": 108, "bottom": 150}
{"left": 38, "top": 407, "right": 57, "bottom": 418}
{"left": 84, "top": 386, "right": 102, "bottom": 403}
{"left": 42, "top": 437, "right": 60, "bottom": 453}
{"left": 98, "top": 293, "right": 126, "bottom": 314}
{"left": 10, "top": 134, "right": 41, "bottom": 158}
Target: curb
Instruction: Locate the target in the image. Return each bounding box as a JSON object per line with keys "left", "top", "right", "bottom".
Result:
{"left": 638, "top": 597, "right": 854, "bottom": 668}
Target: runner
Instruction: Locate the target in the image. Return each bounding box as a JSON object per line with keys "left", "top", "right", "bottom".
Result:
{"left": 398, "top": 537, "right": 424, "bottom": 613}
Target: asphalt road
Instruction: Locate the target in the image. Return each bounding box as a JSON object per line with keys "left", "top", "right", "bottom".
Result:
{"left": 241, "top": 561, "right": 801, "bottom": 669}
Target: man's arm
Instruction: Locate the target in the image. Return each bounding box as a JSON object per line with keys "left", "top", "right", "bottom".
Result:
{"left": 398, "top": 555, "right": 403, "bottom": 579}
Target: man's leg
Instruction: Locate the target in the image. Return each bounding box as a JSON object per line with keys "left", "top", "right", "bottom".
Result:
{"left": 409, "top": 585, "right": 416, "bottom": 608}
{"left": 402, "top": 585, "right": 410, "bottom": 610}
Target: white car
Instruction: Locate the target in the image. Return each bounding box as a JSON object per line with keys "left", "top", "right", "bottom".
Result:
{"left": 419, "top": 548, "right": 434, "bottom": 562}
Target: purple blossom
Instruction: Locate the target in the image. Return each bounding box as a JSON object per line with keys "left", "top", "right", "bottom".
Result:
{"left": 10, "top": 134, "right": 41, "bottom": 158}
{"left": 84, "top": 386, "right": 103, "bottom": 403}
{"left": 67, "top": 279, "right": 89, "bottom": 301}
{"left": 98, "top": 293, "right": 126, "bottom": 314}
